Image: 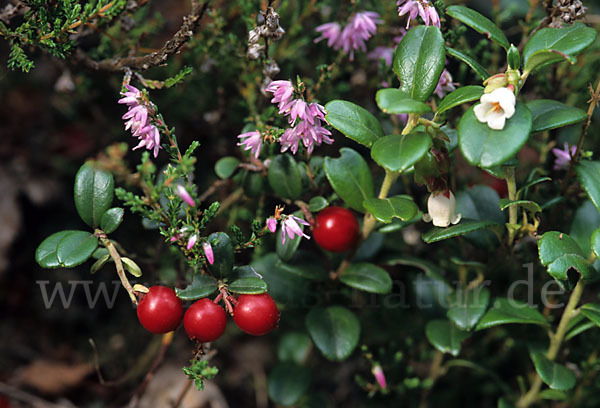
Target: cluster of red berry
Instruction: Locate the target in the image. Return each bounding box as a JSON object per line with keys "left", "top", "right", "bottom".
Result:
{"left": 136, "top": 287, "right": 280, "bottom": 341}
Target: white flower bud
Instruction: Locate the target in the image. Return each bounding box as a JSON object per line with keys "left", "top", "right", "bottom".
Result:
{"left": 423, "top": 190, "right": 462, "bottom": 228}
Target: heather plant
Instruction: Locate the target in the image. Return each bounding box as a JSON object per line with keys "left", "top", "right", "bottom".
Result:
{"left": 3, "top": 0, "right": 600, "bottom": 406}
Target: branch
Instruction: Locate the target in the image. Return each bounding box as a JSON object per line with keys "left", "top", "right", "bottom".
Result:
{"left": 76, "top": 0, "right": 209, "bottom": 72}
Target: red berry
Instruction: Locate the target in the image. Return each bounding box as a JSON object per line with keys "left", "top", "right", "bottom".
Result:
{"left": 313, "top": 206, "right": 360, "bottom": 252}
{"left": 233, "top": 293, "right": 280, "bottom": 336}
{"left": 184, "top": 298, "right": 227, "bottom": 342}
{"left": 137, "top": 286, "right": 184, "bottom": 334}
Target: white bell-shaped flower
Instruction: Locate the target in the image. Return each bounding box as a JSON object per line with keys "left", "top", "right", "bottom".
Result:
{"left": 423, "top": 190, "right": 462, "bottom": 228}
{"left": 473, "top": 87, "right": 516, "bottom": 130}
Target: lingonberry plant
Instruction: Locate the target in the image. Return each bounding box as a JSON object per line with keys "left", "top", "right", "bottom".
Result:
{"left": 8, "top": 0, "right": 599, "bottom": 405}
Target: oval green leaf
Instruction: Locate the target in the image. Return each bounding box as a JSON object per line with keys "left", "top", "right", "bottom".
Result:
{"left": 215, "top": 156, "right": 240, "bottom": 179}
{"left": 121, "top": 257, "right": 142, "bottom": 277}
{"left": 446, "top": 5, "right": 509, "bottom": 49}
{"left": 268, "top": 363, "right": 311, "bottom": 407}
{"left": 446, "top": 47, "right": 490, "bottom": 81}
{"left": 447, "top": 287, "right": 491, "bottom": 331}
{"left": 570, "top": 200, "right": 600, "bottom": 257}
{"left": 268, "top": 154, "right": 302, "bottom": 199}
{"left": 206, "top": 232, "right": 235, "bottom": 278}
{"left": 324, "top": 148, "right": 374, "bottom": 213}
{"left": 422, "top": 221, "right": 502, "bottom": 243}
{"left": 306, "top": 306, "right": 360, "bottom": 361}
{"left": 308, "top": 196, "right": 328, "bottom": 212}
{"left": 90, "top": 254, "right": 111, "bottom": 274}
{"left": 458, "top": 102, "right": 532, "bottom": 168}
{"left": 36, "top": 231, "right": 73, "bottom": 268}
{"left": 74, "top": 162, "right": 114, "bottom": 228}
{"left": 425, "top": 319, "right": 470, "bottom": 357}
{"left": 363, "top": 196, "right": 419, "bottom": 223}
{"left": 538, "top": 231, "right": 584, "bottom": 266}
{"left": 527, "top": 99, "right": 587, "bottom": 133}
{"left": 100, "top": 207, "right": 124, "bottom": 234}
{"left": 339, "top": 262, "right": 392, "bottom": 294}
{"left": 371, "top": 132, "right": 432, "bottom": 173}
{"left": 228, "top": 277, "right": 267, "bottom": 294}
{"left": 436, "top": 86, "right": 484, "bottom": 117}
{"left": 576, "top": 161, "right": 600, "bottom": 211}
{"left": 278, "top": 333, "right": 313, "bottom": 365}
{"left": 475, "top": 298, "right": 548, "bottom": 331}
{"left": 530, "top": 351, "right": 576, "bottom": 391}
{"left": 324, "top": 100, "right": 384, "bottom": 148}
{"left": 56, "top": 231, "right": 99, "bottom": 268}
{"left": 175, "top": 274, "right": 219, "bottom": 300}
{"left": 523, "top": 23, "right": 597, "bottom": 73}
{"left": 375, "top": 88, "right": 432, "bottom": 114}
{"left": 393, "top": 25, "right": 446, "bottom": 101}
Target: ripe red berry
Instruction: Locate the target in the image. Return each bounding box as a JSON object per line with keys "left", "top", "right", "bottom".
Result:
{"left": 233, "top": 293, "right": 280, "bottom": 336}
{"left": 184, "top": 298, "right": 227, "bottom": 342}
{"left": 137, "top": 286, "right": 184, "bottom": 334}
{"left": 313, "top": 206, "right": 360, "bottom": 252}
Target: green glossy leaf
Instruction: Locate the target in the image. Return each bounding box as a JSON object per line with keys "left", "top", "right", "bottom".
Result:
{"left": 371, "top": 132, "right": 432, "bottom": 172}
{"left": 498, "top": 198, "right": 542, "bottom": 214}
{"left": 175, "top": 274, "right": 219, "bottom": 300}
{"left": 268, "top": 363, "right": 311, "bottom": 407}
{"left": 228, "top": 277, "right": 267, "bottom": 294}
{"left": 446, "top": 5, "right": 509, "bottom": 49}
{"left": 206, "top": 232, "right": 235, "bottom": 278}
{"left": 324, "top": 148, "right": 374, "bottom": 213}
{"left": 121, "top": 257, "right": 142, "bottom": 277}
{"left": 517, "top": 176, "right": 552, "bottom": 197}
{"left": 576, "top": 161, "right": 600, "bottom": 211}
{"left": 215, "top": 156, "right": 240, "bottom": 179}
{"left": 539, "top": 389, "right": 568, "bottom": 401}
{"left": 475, "top": 298, "right": 548, "bottom": 330}
{"left": 308, "top": 196, "right": 328, "bottom": 212}
{"left": 458, "top": 102, "right": 532, "bottom": 168}
{"left": 375, "top": 88, "right": 432, "bottom": 114}
{"left": 384, "top": 256, "right": 448, "bottom": 283}
{"left": 425, "top": 319, "right": 470, "bottom": 356}
{"left": 436, "top": 86, "right": 484, "bottom": 117}
{"left": 36, "top": 230, "right": 74, "bottom": 268}
{"left": 547, "top": 254, "right": 594, "bottom": 284}
{"left": 268, "top": 154, "right": 302, "bottom": 199}
{"left": 455, "top": 186, "right": 505, "bottom": 248}
{"left": 278, "top": 332, "right": 313, "bottom": 365}
{"left": 570, "top": 200, "right": 600, "bottom": 257}
{"left": 100, "top": 207, "right": 124, "bottom": 234}
{"left": 275, "top": 254, "right": 328, "bottom": 281}
{"left": 252, "top": 253, "right": 313, "bottom": 304}
{"left": 538, "top": 231, "right": 585, "bottom": 265}
{"left": 339, "top": 262, "right": 392, "bottom": 294}
{"left": 306, "top": 306, "right": 360, "bottom": 361}
{"left": 422, "top": 221, "right": 502, "bottom": 243}
{"left": 446, "top": 47, "right": 490, "bottom": 80}
{"left": 90, "top": 254, "right": 111, "bottom": 274}
{"left": 74, "top": 162, "right": 114, "bottom": 228}
{"left": 528, "top": 99, "right": 587, "bottom": 133}
{"left": 523, "top": 23, "right": 597, "bottom": 73}
{"left": 324, "top": 100, "right": 384, "bottom": 147}
{"left": 580, "top": 303, "right": 600, "bottom": 327}
{"left": 592, "top": 228, "right": 600, "bottom": 259}
{"left": 363, "top": 196, "right": 419, "bottom": 223}
{"left": 530, "top": 351, "right": 576, "bottom": 391}
{"left": 447, "top": 287, "right": 491, "bottom": 331}
{"left": 393, "top": 25, "right": 446, "bottom": 101}
{"left": 53, "top": 231, "right": 98, "bottom": 268}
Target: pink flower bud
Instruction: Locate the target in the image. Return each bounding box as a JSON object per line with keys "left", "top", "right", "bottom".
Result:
{"left": 186, "top": 234, "right": 198, "bottom": 250}
{"left": 202, "top": 241, "right": 214, "bottom": 265}
{"left": 372, "top": 364, "right": 387, "bottom": 389}
{"left": 267, "top": 217, "right": 278, "bottom": 233}
{"left": 175, "top": 185, "right": 196, "bottom": 207}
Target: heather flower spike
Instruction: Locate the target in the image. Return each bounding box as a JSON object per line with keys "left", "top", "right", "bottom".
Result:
{"left": 473, "top": 87, "right": 516, "bottom": 130}
{"left": 237, "top": 131, "right": 263, "bottom": 159}
{"left": 280, "top": 215, "right": 310, "bottom": 245}
{"left": 315, "top": 11, "right": 381, "bottom": 60}
{"left": 423, "top": 190, "right": 462, "bottom": 227}
{"left": 372, "top": 364, "right": 387, "bottom": 389}
{"left": 552, "top": 143, "right": 577, "bottom": 171}
{"left": 397, "top": 0, "right": 440, "bottom": 29}
{"left": 118, "top": 84, "right": 162, "bottom": 158}
{"left": 202, "top": 241, "right": 214, "bottom": 265}
{"left": 186, "top": 234, "right": 198, "bottom": 250}
{"left": 175, "top": 185, "right": 196, "bottom": 207}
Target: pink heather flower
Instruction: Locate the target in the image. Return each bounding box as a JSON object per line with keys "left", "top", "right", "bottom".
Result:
{"left": 434, "top": 69, "right": 458, "bottom": 98}
{"left": 339, "top": 11, "right": 382, "bottom": 60}
{"left": 280, "top": 105, "right": 333, "bottom": 155}
{"left": 202, "top": 241, "right": 214, "bottom": 265}
{"left": 372, "top": 365, "right": 387, "bottom": 389}
{"left": 397, "top": 0, "right": 440, "bottom": 29}
{"left": 175, "top": 185, "right": 196, "bottom": 207}
{"left": 288, "top": 99, "right": 308, "bottom": 125}
{"left": 314, "top": 22, "right": 342, "bottom": 48}
{"left": 118, "top": 85, "right": 142, "bottom": 106}
{"left": 119, "top": 85, "right": 162, "bottom": 158}
{"left": 170, "top": 233, "right": 183, "bottom": 242}
{"left": 186, "top": 234, "right": 198, "bottom": 250}
{"left": 552, "top": 143, "right": 577, "bottom": 170}
{"left": 266, "top": 217, "right": 277, "bottom": 233}
{"left": 237, "top": 131, "right": 263, "bottom": 159}
{"left": 281, "top": 215, "right": 310, "bottom": 245}
{"left": 265, "top": 80, "right": 295, "bottom": 112}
